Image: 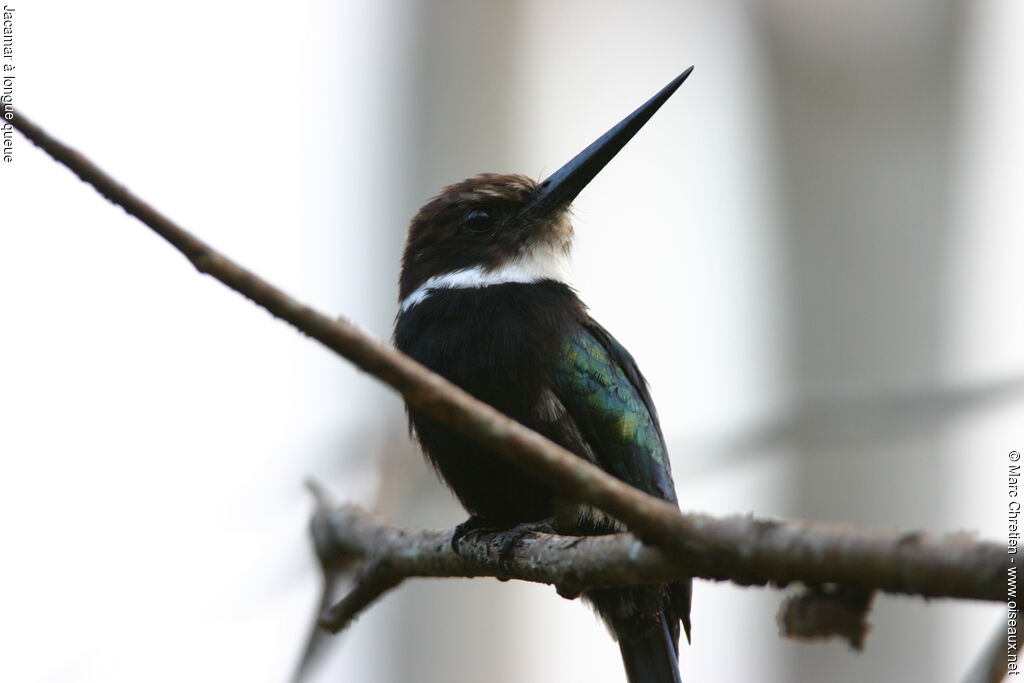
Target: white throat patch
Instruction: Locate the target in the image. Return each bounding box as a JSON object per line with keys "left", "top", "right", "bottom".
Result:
{"left": 401, "top": 242, "right": 571, "bottom": 312}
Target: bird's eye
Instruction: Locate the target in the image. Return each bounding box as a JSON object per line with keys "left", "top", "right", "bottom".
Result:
{"left": 463, "top": 208, "right": 494, "bottom": 233}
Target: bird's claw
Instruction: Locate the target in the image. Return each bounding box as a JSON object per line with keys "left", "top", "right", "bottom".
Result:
{"left": 493, "top": 518, "right": 557, "bottom": 564}
{"left": 451, "top": 515, "right": 498, "bottom": 554}
{"left": 450, "top": 516, "right": 558, "bottom": 564}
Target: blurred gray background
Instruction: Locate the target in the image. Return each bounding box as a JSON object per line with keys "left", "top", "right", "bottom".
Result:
{"left": 2, "top": 1, "right": 1021, "bottom": 682}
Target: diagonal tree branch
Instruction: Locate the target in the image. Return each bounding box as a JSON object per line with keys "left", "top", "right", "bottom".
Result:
{"left": 9, "top": 108, "right": 686, "bottom": 554}
{"left": 10, "top": 110, "right": 1008, "bottom": 610}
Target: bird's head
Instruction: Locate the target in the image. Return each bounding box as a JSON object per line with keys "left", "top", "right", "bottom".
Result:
{"left": 399, "top": 67, "right": 693, "bottom": 311}
{"left": 399, "top": 173, "right": 571, "bottom": 307}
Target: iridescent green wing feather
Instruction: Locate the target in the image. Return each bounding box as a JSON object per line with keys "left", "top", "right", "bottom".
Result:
{"left": 552, "top": 323, "right": 677, "bottom": 503}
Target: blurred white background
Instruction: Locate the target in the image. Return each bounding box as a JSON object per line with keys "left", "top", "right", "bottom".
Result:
{"left": 2, "top": 1, "right": 1021, "bottom": 681}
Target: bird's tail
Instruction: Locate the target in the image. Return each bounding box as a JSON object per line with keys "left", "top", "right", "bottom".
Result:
{"left": 615, "top": 611, "right": 682, "bottom": 683}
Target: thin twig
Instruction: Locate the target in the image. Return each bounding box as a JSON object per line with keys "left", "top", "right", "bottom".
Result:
{"left": 290, "top": 481, "right": 345, "bottom": 683}
{"left": 962, "top": 616, "right": 1011, "bottom": 683}
{"left": 319, "top": 569, "right": 404, "bottom": 633}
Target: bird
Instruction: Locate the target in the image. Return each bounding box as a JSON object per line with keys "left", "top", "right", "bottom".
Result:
{"left": 393, "top": 67, "right": 694, "bottom": 683}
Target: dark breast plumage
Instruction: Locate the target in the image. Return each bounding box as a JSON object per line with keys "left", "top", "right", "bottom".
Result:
{"left": 394, "top": 279, "right": 677, "bottom": 525}
{"left": 395, "top": 280, "right": 583, "bottom": 523}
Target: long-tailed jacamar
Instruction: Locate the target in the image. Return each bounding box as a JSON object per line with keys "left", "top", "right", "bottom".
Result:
{"left": 394, "top": 68, "right": 694, "bottom": 683}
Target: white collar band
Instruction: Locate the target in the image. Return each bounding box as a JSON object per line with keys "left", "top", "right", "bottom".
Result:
{"left": 401, "top": 245, "right": 570, "bottom": 312}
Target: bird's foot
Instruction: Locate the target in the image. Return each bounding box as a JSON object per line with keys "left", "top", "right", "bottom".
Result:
{"left": 493, "top": 517, "right": 557, "bottom": 565}
{"left": 450, "top": 516, "right": 558, "bottom": 563}
{"left": 451, "top": 515, "right": 500, "bottom": 554}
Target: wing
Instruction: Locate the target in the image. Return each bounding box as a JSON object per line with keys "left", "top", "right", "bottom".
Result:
{"left": 551, "top": 321, "right": 678, "bottom": 505}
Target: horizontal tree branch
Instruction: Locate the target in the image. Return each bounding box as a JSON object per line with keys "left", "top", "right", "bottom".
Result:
{"left": 310, "top": 501, "right": 1005, "bottom": 635}
{"left": 12, "top": 111, "right": 1009, "bottom": 617}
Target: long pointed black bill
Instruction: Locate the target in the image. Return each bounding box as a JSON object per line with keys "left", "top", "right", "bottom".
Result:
{"left": 525, "top": 66, "right": 693, "bottom": 218}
